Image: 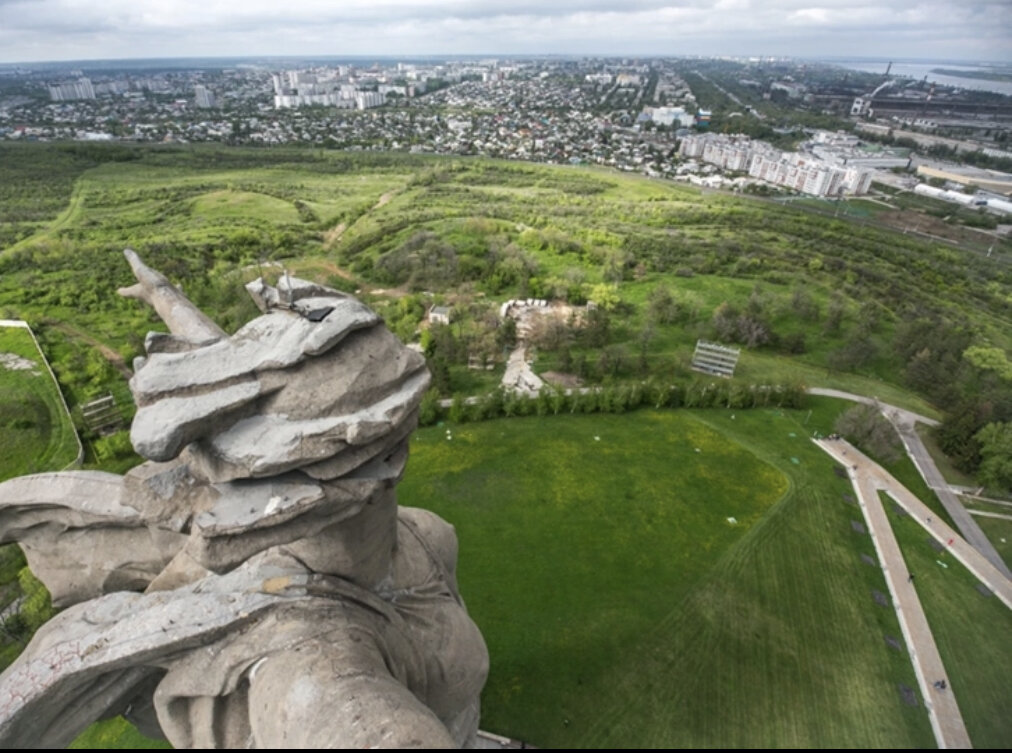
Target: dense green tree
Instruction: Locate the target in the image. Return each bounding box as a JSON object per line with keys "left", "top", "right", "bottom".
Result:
{"left": 974, "top": 422, "right": 1012, "bottom": 493}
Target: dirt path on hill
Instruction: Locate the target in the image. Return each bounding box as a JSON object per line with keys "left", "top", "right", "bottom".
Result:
{"left": 323, "top": 190, "right": 398, "bottom": 250}
{"left": 304, "top": 258, "right": 407, "bottom": 299}
{"left": 51, "top": 322, "right": 133, "bottom": 379}
{"left": 323, "top": 222, "right": 347, "bottom": 248}
{"left": 312, "top": 259, "right": 355, "bottom": 281}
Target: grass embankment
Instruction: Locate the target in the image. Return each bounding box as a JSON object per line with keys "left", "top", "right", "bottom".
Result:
{"left": 0, "top": 325, "right": 79, "bottom": 687}
{"left": 882, "top": 499, "right": 1012, "bottom": 748}
{"left": 0, "top": 325, "right": 79, "bottom": 480}
{"left": 962, "top": 498, "right": 1012, "bottom": 517}
{"left": 401, "top": 398, "right": 934, "bottom": 747}
{"left": 966, "top": 515, "right": 1012, "bottom": 570}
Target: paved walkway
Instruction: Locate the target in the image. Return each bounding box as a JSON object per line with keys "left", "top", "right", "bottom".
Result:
{"left": 889, "top": 415, "right": 1011, "bottom": 580}
{"left": 807, "top": 388, "right": 939, "bottom": 427}
{"left": 968, "top": 509, "right": 1012, "bottom": 522}
{"left": 815, "top": 438, "right": 1012, "bottom": 750}
{"left": 808, "top": 388, "right": 1010, "bottom": 579}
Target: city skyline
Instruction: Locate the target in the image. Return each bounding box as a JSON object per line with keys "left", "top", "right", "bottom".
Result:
{"left": 1, "top": 0, "right": 1009, "bottom": 66}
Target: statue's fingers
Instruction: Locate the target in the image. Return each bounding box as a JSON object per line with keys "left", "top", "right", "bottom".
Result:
{"left": 118, "top": 283, "right": 146, "bottom": 301}
{"left": 123, "top": 248, "right": 169, "bottom": 290}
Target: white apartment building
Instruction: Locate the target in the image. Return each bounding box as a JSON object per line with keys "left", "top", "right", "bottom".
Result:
{"left": 355, "top": 91, "right": 386, "bottom": 110}
{"left": 678, "top": 135, "right": 706, "bottom": 158}
{"left": 274, "top": 93, "right": 355, "bottom": 109}
{"left": 194, "top": 85, "right": 216, "bottom": 109}
{"left": 48, "top": 78, "right": 95, "bottom": 101}
{"left": 652, "top": 106, "right": 696, "bottom": 129}
{"left": 681, "top": 133, "right": 871, "bottom": 197}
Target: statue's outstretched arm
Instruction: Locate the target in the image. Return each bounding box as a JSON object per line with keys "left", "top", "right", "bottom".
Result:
{"left": 118, "top": 248, "right": 226, "bottom": 342}
{"left": 0, "top": 469, "right": 189, "bottom": 607}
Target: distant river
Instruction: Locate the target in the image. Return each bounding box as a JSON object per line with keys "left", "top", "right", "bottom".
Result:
{"left": 828, "top": 59, "right": 1012, "bottom": 97}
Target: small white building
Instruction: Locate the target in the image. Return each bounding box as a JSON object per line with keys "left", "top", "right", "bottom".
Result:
{"left": 428, "top": 306, "right": 451, "bottom": 325}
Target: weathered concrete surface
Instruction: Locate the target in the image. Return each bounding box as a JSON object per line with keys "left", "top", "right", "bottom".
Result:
{"left": 132, "top": 311, "right": 428, "bottom": 482}
{"left": 119, "top": 248, "right": 226, "bottom": 344}
{"left": 0, "top": 254, "right": 487, "bottom": 749}
{"left": 502, "top": 344, "right": 544, "bottom": 394}
{"left": 0, "top": 472, "right": 185, "bottom": 606}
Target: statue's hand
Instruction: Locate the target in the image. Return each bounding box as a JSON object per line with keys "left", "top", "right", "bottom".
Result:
{"left": 118, "top": 248, "right": 226, "bottom": 343}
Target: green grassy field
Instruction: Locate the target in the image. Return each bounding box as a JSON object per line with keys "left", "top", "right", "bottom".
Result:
{"left": 961, "top": 498, "right": 1012, "bottom": 518}
{"left": 0, "top": 144, "right": 1007, "bottom": 421}
{"left": 69, "top": 718, "right": 169, "bottom": 749}
{"left": 0, "top": 324, "right": 80, "bottom": 691}
{"left": 967, "top": 514, "right": 1012, "bottom": 570}
{"left": 400, "top": 401, "right": 936, "bottom": 747}
{"left": 0, "top": 325, "right": 79, "bottom": 481}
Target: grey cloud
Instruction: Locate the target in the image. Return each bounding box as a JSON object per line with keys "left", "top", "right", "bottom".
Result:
{"left": 1, "top": 1, "right": 1009, "bottom": 63}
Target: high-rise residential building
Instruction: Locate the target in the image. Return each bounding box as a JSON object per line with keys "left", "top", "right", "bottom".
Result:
{"left": 48, "top": 78, "right": 96, "bottom": 102}
{"left": 194, "top": 85, "right": 216, "bottom": 109}
{"left": 682, "top": 133, "right": 870, "bottom": 197}
{"left": 355, "top": 91, "right": 386, "bottom": 110}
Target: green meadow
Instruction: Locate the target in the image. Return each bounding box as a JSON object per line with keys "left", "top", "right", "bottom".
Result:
{"left": 968, "top": 515, "right": 1012, "bottom": 570}
{"left": 401, "top": 402, "right": 938, "bottom": 748}
{"left": 0, "top": 325, "right": 79, "bottom": 481}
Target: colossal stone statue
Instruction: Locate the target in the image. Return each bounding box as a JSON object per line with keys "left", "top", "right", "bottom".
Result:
{"left": 0, "top": 250, "right": 488, "bottom": 748}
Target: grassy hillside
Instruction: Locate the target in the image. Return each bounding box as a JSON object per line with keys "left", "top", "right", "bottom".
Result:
{"left": 0, "top": 143, "right": 1008, "bottom": 423}
{"left": 0, "top": 323, "right": 79, "bottom": 687}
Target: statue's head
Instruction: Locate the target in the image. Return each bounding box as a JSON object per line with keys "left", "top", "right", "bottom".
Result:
{"left": 120, "top": 253, "right": 431, "bottom": 583}
{"left": 0, "top": 253, "right": 433, "bottom": 601}
{"left": 127, "top": 265, "right": 430, "bottom": 485}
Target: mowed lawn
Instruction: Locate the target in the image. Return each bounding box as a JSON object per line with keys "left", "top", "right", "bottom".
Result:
{"left": 190, "top": 189, "right": 301, "bottom": 223}
{"left": 969, "top": 513, "right": 1012, "bottom": 571}
{"left": 0, "top": 326, "right": 79, "bottom": 481}
{"left": 400, "top": 404, "right": 935, "bottom": 748}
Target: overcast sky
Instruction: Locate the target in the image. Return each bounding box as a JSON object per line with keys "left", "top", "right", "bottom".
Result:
{"left": 1, "top": 0, "right": 1009, "bottom": 65}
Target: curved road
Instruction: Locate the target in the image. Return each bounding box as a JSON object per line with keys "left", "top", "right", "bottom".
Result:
{"left": 809, "top": 388, "right": 1010, "bottom": 580}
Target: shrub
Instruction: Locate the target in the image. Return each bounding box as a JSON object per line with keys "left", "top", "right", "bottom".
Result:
{"left": 834, "top": 404, "right": 902, "bottom": 464}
